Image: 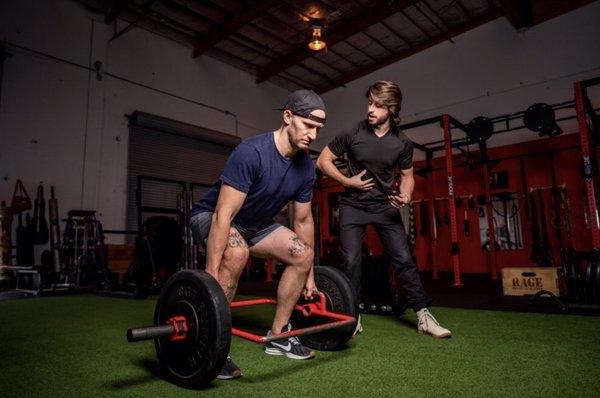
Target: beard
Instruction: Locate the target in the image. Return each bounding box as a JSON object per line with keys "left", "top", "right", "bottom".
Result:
{"left": 368, "top": 113, "right": 390, "bottom": 127}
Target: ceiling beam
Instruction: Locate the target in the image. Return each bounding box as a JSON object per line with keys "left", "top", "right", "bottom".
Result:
{"left": 161, "top": 0, "right": 216, "bottom": 27}
{"left": 315, "top": 9, "right": 503, "bottom": 93}
{"left": 343, "top": 39, "right": 378, "bottom": 63}
{"left": 400, "top": 9, "right": 431, "bottom": 39}
{"left": 256, "top": 0, "right": 417, "bottom": 83}
{"left": 109, "top": 0, "right": 158, "bottom": 41}
{"left": 192, "top": 0, "right": 279, "bottom": 58}
{"left": 141, "top": 0, "right": 333, "bottom": 87}
{"left": 170, "top": 0, "right": 344, "bottom": 83}
{"left": 259, "top": 12, "right": 361, "bottom": 69}
{"left": 500, "top": 0, "right": 595, "bottom": 30}
{"left": 361, "top": 30, "right": 395, "bottom": 55}
{"left": 380, "top": 20, "right": 413, "bottom": 48}
{"left": 527, "top": 0, "right": 596, "bottom": 27}
{"left": 453, "top": 0, "right": 473, "bottom": 20}
{"left": 104, "top": 0, "right": 134, "bottom": 24}
{"left": 500, "top": 0, "right": 534, "bottom": 29}
{"left": 415, "top": 1, "right": 455, "bottom": 44}
{"left": 349, "top": 1, "right": 413, "bottom": 49}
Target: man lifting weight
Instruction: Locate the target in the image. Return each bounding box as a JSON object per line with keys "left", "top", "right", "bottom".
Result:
{"left": 189, "top": 90, "right": 326, "bottom": 379}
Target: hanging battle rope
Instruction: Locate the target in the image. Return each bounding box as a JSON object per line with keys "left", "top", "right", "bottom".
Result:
{"left": 529, "top": 189, "right": 543, "bottom": 265}
{"left": 535, "top": 189, "right": 554, "bottom": 267}
{"left": 558, "top": 188, "right": 575, "bottom": 249}
{"left": 511, "top": 202, "right": 522, "bottom": 249}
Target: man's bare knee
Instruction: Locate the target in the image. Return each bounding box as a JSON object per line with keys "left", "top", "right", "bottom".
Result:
{"left": 287, "top": 234, "right": 313, "bottom": 269}
{"left": 222, "top": 247, "right": 249, "bottom": 272}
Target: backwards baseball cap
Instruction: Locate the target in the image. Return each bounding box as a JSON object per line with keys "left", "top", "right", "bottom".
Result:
{"left": 277, "top": 89, "right": 326, "bottom": 124}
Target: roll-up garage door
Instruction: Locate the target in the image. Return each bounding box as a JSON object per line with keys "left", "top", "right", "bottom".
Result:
{"left": 126, "top": 111, "right": 241, "bottom": 240}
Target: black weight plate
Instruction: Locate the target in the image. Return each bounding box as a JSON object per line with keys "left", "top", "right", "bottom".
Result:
{"left": 593, "top": 261, "right": 600, "bottom": 304}
{"left": 290, "top": 266, "right": 358, "bottom": 351}
{"left": 585, "top": 261, "right": 595, "bottom": 304}
{"left": 466, "top": 116, "right": 493, "bottom": 143}
{"left": 154, "top": 270, "right": 231, "bottom": 388}
{"left": 569, "top": 259, "right": 584, "bottom": 302}
{"left": 561, "top": 259, "right": 572, "bottom": 298}
{"left": 595, "top": 260, "right": 600, "bottom": 305}
{"left": 563, "top": 258, "right": 578, "bottom": 300}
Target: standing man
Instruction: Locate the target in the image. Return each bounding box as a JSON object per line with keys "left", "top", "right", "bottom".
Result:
{"left": 190, "top": 90, "right": 326, "bottom": 380}
{"left": 316, "top": 81, "right": 451, "bottom": 338}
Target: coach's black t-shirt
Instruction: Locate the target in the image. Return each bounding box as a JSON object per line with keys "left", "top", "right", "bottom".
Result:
{"left": 327, "top": 119, "right": 413, "bottom": 210}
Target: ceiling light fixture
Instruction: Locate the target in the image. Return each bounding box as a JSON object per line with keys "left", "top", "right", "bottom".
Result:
{"left": 308, "top": 25, "right": 326, "bottom": 51}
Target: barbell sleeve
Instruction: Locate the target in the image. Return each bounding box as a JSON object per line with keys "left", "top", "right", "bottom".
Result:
{"left": 127, "top": 325, "right": 174, "bottom": 342}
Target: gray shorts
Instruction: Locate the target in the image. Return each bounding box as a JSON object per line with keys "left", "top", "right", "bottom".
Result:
{"left": 189, "top": 212, "right": 283, "bottom": 248}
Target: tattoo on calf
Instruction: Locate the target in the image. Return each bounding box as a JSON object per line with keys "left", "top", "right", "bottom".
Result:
{"left": 223, "top": 283, "right": 237, "bottom": 302}
{"left": 228, "top": 231, "right": 247, "bottom": 248}
{"left": 288, "top": 234, "right": 309, "bottom": 257}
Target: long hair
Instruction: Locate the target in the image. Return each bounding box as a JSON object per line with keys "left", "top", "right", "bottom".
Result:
{"left": 365, "top": 81, "right": 403, "bottom": 126}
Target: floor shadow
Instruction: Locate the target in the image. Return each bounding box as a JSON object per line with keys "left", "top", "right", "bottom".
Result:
{"left": 106, "top": 358, "right": 216, "bottom": 391}
{"left": 105, "top": 359, "right": 159, "bottom": 390}
{"left": 385, "top": 315, "right": 415, "bottom": 329}
{"left": 238, "top": 349, "right": 352, "bottom": 384}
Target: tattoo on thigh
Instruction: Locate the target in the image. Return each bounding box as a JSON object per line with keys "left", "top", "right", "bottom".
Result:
{"left": 288, "top": 234, "right": 309, "bottom": 257}
{"left": 228, "top": 231, "right": 247, "bottom": 248}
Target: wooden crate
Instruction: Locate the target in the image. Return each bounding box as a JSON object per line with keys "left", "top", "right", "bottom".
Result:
{"left": 106, "top": 244, "right": 135, "bottom": 283}
{"left": 501, "top": 267, "right": 566, "bottom": 296}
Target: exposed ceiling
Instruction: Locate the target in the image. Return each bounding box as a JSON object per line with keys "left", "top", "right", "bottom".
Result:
{"left": 75, "top": 0, "right": 596, "bottom": 93}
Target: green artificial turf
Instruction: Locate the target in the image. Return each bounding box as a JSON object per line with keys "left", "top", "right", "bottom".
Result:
{"left": 1, "top": 294, "right": 599, "bottom": 397}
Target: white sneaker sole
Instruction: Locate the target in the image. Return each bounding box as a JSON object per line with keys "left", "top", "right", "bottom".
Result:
{"left": 352, "top": 317, "right": 363, "bottom": 338}
{"left": 264, "top": 347, "right": 315, "bottom": 360}
{"left": 418, "top": 330, "right": 452, "bottom": 339}
{"left": 216, "top": 370, "right": 243, "bottom": 380}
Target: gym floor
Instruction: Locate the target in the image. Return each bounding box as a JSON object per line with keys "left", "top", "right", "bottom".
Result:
{"left": 1, "top": 294, "right": 599, "bottom": 397}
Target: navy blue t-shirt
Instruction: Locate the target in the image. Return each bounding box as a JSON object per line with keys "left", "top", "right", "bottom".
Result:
{"left": 190, "top": 131, "right": 316, "bottom": 232}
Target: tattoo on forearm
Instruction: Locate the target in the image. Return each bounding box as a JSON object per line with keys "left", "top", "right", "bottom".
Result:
{"left": 288, "top": 234, "right": 310, "bottom": 257}
{"left": 227, "top": 230, "right": 247, "bottom": 248}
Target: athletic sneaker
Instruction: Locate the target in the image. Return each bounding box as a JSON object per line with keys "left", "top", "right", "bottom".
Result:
{"left": 416, "top": 308, "right": 452, "bottom": 339}
{"left": 216, "top": 356, "right": 243, "bottom": 380}
{"left": 264, "top": 324, "right": 315, "bottom": 360}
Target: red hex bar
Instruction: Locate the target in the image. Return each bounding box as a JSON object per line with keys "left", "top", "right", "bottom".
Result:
{"left": 230, "top": 294, "right": 356, "bottom": 344}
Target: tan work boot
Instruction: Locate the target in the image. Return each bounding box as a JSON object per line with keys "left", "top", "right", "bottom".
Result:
{"left": 416, "top": 308, "right": 452, "bottom": 338}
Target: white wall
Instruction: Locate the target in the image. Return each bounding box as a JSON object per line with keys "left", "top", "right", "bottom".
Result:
{"left": 317, "top": 1, "right": 600, "bottom": 159}
{"left": 0, "top": 0, "right": 289, "bottom": 243}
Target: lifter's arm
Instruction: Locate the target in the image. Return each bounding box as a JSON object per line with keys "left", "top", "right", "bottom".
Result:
{"left": 316, "top": 147, "right": 374, "bottom": 190}
{"left": 291, "top": 200, "right": 317, "bottom": 299}
{"left": 205, "top": 184, "right": 246, "bottom": 279}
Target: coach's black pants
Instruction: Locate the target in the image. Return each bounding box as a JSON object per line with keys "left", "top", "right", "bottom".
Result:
{"left": 339, "top": 203, "right": 428, "bottom": 312}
